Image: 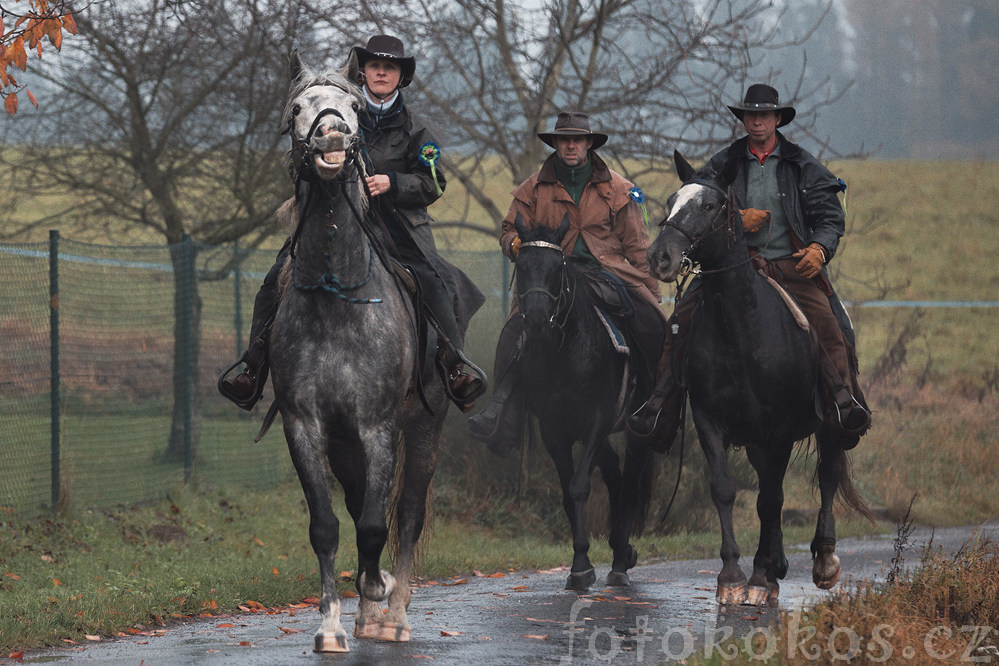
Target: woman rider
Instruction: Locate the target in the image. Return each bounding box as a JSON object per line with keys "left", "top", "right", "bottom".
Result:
{"left": 220, "top": 35, "right": 486, "bottom": 412}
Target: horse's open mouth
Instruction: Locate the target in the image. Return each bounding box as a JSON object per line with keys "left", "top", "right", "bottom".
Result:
{"left": 315, "top": 150, "right": 346, "bottom": 171}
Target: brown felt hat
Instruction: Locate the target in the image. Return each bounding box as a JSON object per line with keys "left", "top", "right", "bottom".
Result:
{"left": 538, "top": 112, "right": 608, "bottom": 149}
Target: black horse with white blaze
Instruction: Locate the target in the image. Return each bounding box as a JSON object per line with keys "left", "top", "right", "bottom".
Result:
{"left": 645, "top": 151, "right": 873, "bottom": 606}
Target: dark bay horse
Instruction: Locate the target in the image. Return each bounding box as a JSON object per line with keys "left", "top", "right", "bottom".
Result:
{"left": 513, "top": 215, "right": 652, "bottom": 591}
{"left": 645, "top": 151, "right": 873, "bottom": 606}
{"left": 268, "top": 53, "right": 449, "bottom": 651}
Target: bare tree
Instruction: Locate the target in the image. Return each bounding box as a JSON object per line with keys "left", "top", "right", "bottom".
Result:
{"left": 301, "top": 0, "right": 846, "bottom": 235}
{"left": 0, "top": 0, "right": 347, "bottom": 459}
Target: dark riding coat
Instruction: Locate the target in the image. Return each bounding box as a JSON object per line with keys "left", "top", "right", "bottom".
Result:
{"left": 360, "top": 97, "right": 484, "bottom": 327}
{"left": 706, "top": 132, "right": 856, "bottom": 345}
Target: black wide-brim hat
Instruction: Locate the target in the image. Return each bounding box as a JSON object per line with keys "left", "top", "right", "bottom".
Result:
{"left": 537, "top": 111, "right": 608, "bottom": 149}
{"left": 350, "top": 35, "right": 416, "bottom": 88}
{"left": 727, "top": 84, "right": 796, "bottom": 127}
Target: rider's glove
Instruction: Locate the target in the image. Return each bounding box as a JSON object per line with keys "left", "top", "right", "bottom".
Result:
{"left": 739, "top": 208, "right": 771, "bottom": 233}
{"left": 793, "top": 242, "right": 827, "bottom": 279}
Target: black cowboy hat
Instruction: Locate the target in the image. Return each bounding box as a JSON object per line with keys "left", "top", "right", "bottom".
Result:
{"left": 727, "top": 84, "right": 796, "bottom": 127}
{"left": 350, "top": 35, "right": 416, "bottom": 88}
{"left": 538, "top": 112, "right": 608, "bottom": 150}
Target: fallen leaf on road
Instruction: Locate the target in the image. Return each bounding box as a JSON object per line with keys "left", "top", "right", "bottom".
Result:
{"left": 512, "top": 585, "right": 529, "bottom": 591}
{"left": 521, "top": 634, "right": 550, "bottom": 640}
{"left": 301, "top": 596, "right": 320, "bottom": 604}
{"left": 342, "top": 590, "right": 358, "bottom": 598}
{"left": 442, "top": 578, "right": 468, "bottom": 586}
{"left": 279, "top": 626, "right": 304, "bottom": 634}
{"left": 216, "top": 623, "right": 235, "bottom": 629}
{"left": 84, "top": 635, "right": 100, "bottom": 641}
{"left": 440, "top": 630, "right": 461, "bottom": 637}
{"left": 697, "top": 570, "right": 718, "bottom": 574}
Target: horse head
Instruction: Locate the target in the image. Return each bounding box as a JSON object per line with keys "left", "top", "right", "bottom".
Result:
{"left": 646, "top": 150, "right": 738, "bottom": 282}
{"left": 282, "top": 51, "right": 365, "bottom": 182}
{"left": 513, "top": 213, "right": 572, "bottom": 338}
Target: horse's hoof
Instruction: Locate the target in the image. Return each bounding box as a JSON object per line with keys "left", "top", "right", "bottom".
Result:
{"left": 377, "top": 621, "right": 411, "bottom": 642}
{"left": 813, "top": 553, "right": 841, "bottom": 590}
{"left": 716, "top": 584, "right": 747, "bottom": 605}
{"left": 745, "top": 586, "right": 769, "bottom": 606}
{"left": 566, "top": 567, "right": 596, "bottom": 591}
{"left": 314, "top": 632, "right": 350, "bottom": 653}
{"left": 353, "top": 617, "right": 381, "bottom": 639}
{"left": 606, "top": 571, "right": 631, "bottom": 587}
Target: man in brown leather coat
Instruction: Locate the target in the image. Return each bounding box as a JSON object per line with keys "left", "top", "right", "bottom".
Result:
{"left": 469, "top": 112, "right": 668, "bottom": 455}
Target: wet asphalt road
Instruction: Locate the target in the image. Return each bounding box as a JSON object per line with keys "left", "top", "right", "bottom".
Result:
{"left": 17, "top": 522, "right": 997, "bottom": 665}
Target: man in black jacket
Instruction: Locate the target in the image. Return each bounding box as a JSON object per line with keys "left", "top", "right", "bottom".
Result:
{"left": 628, "top": 84, "right": 870, "bottom": 449}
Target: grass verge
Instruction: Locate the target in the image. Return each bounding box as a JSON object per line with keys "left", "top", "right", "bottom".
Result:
{"left": 0, "top": 480, "right": 882, "bottom": 652}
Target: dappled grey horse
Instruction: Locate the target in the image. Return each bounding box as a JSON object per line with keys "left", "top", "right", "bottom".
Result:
{"left": 268, "top": 53, "right": 450, "bottom": 652}
{"left": 645, "top": 151, "right": 873, "bottom": 606}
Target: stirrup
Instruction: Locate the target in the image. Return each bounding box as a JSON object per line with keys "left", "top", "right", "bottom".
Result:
{"left": 217, "top": 353, "right": 265, "bottom": 411}
{"left": 833, "top": 396, "right": 871, "bottom": 436}
{"left": 437, "top": 348, "right": 488, "bottom": 408}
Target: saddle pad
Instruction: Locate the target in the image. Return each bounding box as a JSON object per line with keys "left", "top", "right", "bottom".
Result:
{"left": 594, "top": 307, "right": 630, "bottom": 355}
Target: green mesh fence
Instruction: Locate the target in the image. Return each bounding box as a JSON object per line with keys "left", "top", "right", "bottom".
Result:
{"left": 0, "top": 233, "right": 509, "bottom": 514}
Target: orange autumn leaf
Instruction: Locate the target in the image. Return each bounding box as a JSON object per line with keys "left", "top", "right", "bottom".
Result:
{"left": 8, "top": 651, "right": 23, "bottom": 661}
{"left": 238, "top": 641, "right": 252, "bottom": 646}
{"left": 11, "top": 37, "right": 27, "bottom": 70}
{"left": 3, "top": 572, "right": 20, "bottom": 580}
{"left": 52, "top": 577, "right": 62, "bottom": 586}
{"left": 5, "top": 93, "right": 18, "bottom": 115}
{"left": 272, "top": 566, "right": 280, "bottom": 577}
{"left": 342, "top": 590, "right": 358, "bottom": 598}
{"left": 521, "top": 634, "right": 550, "bottom": 640}
{"left": 440, "top": 630, "right": 460, "bottom": 637}
{"left": 301, "top": 596, "right": 320, "bottom": 604}
{"left": 512, "top": 585, "right": 529, "bottom": 590}
{"left": 279, "top": 626, "right": 304, "bottom": 634}
{"left": 62, "top": 14, "right": 77, "bottom": 35}
{"left": 253, "top": 538, "right": 265, "bottom": 546}
{"left": 215, "top": 623, "right": 235, "bottom": 629}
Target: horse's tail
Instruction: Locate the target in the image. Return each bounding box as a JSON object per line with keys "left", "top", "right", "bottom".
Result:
{"left": 816, "top": 434, "right": 877, "bottom": 523}
{"left": 834, "top": 451, "right": 878, "bottom": 523}
{"left": 385, "top": 429, "right": 434, "bottom": 571}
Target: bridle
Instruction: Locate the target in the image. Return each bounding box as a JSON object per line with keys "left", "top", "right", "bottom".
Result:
{"left": 284, "top": 88, "right": 385, "bottom": 305}
{"left": 516, "top": 240, "right": 575, "bottom": 334}
{"left": 658, "top": 179, "right": 748, "bottom": 277}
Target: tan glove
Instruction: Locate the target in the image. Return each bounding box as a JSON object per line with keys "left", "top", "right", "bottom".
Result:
{"left": 793, "top": 242, "right": 826, "bottom": 279}
{"left": 739, "top": 208, "right": 771, "bottom": 233}
{"left": 509, "top": 236, "right": 521, "bottom": 258}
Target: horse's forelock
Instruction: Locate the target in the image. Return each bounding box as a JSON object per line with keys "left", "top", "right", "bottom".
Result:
{"left": 280, "top": 65, "right": 362, "bottom": 130}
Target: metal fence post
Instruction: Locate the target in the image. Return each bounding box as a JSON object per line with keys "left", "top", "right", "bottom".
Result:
{"left": 181, "top": 234, "right": 195, "bottom": 484}
{"left": 49, "top": 229, "right": 61, "bottom": 511}
{"left": 233, "top": 240, "right": 244, "bottom": 356}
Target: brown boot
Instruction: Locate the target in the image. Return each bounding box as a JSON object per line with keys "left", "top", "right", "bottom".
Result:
{"left": 437, "top": 343, "right": 488, "bottom": 412}
{"left": 447, "top": 365, "right": 485, "bottom": 413}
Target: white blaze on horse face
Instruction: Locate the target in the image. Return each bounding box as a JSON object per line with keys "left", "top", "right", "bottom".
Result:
{"left": 665, "top": 183, "right": 709, "bottom": 224}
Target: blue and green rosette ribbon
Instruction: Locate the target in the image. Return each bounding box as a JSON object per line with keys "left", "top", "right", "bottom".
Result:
{"left": 418, "top": 141, "right": 443, "bottom": 196}
{"left": 629, "top": 186, "right": 649, "bottom": 227}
